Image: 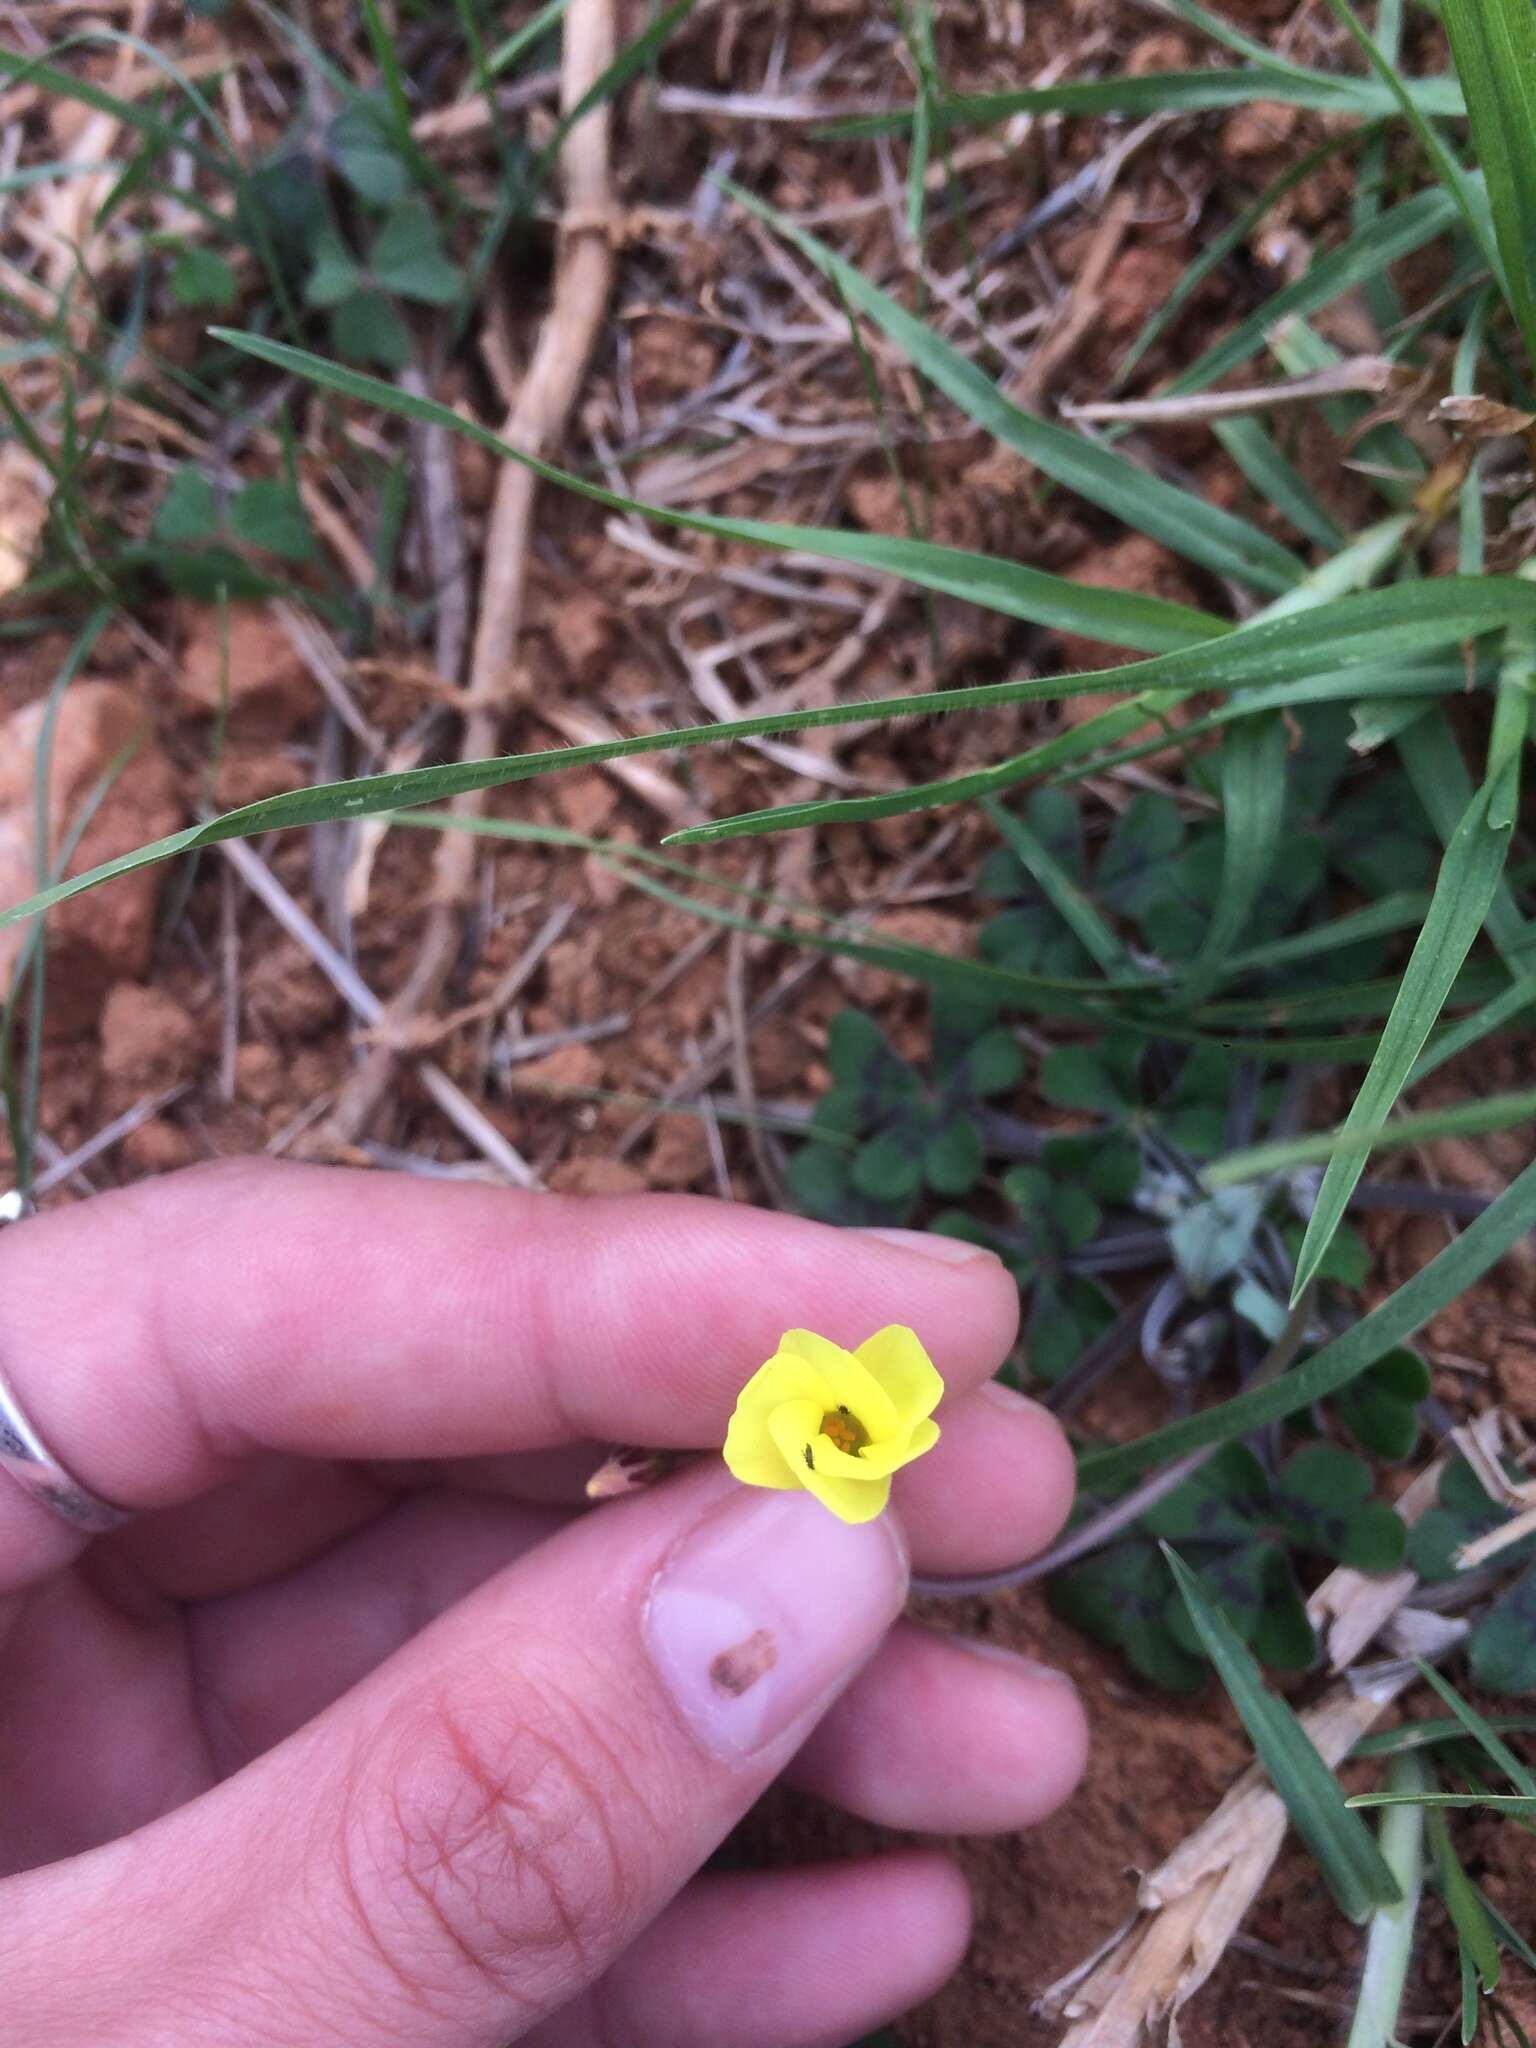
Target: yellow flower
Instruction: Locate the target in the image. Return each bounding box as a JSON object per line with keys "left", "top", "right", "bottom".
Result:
{"left": 722, "top": 1326, "right": 944, "bottom": 1524}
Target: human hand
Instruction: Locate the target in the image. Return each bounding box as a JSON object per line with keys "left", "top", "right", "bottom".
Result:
{"left": 0, "top": 1161, "right": 1085, "bottom": 2046}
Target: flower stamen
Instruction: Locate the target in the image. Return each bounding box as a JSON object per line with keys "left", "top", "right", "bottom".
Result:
{"left": 820, "top": 1405, "right": 870, "bottom": 1457}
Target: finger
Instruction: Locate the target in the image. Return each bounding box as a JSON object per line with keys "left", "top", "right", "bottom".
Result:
{"left": 178, "top": 1378, "right": 1074, "bottom": 1757}
{"left": 10, "top": 1464, "right": 911, "bottom": 2046}
{"left": 190, "top": 1491, "right": 565, "bottom": 1764}
{"left": 892, "top": 1379, "right": 1077, "bottom": 1574}
{"left": 524, "top": 1854, "right": 971, "bottom": 2047}
{"left": 111, "top": 1454, "right": 392, "bottom": 1600}
{"left": 788, "top": 1620, "right": 1089, "bottom": 1834}
{"left": 0, "top": 1162, "right": 1016, "bottom": 1582}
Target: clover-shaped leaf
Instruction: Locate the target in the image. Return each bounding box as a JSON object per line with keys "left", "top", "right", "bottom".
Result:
{"left": 1332, "top": 1346, "right": 1430, "bottom": 1459}
{"left": 1097, "top": 792, "right": 1185, "bottom": 920}
{"left": 369, "top": 197, "right": 461, "bottom": 306}
{"left": 1055, "top": 1440, "right": 1406, "bottom": 1690}
{"left": 1470, "top": 1570, "right": 1536, "bottom": 1695}
{"left": 792, "top": 1006, "right": 1016, "bottom": 1225}
{"left": 1409, "top": 1462, "right": 1536, "bottom": 1695}
{"left": 151, "top": 465, "right": 317, "bottom": 595}
{"left": 328, "top": 96, "right": 408, "bottom": 205}
{"left": 1048, "top": 1538, "right": 1208, "bottom": 1693}
{"left": 1268, "top": 1444, "right": 1406, "bottom": 1572}
{"left": 1411, "top": 1457, "right": 1536, "bottom": 1583}
{"left": 1039, "top": 1044, "right": 1127, "bottom": 1115}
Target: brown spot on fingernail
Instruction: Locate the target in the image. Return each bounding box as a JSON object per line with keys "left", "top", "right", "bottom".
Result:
{"left": 709, "top": 1627, "right": 777, "bottom": 1697}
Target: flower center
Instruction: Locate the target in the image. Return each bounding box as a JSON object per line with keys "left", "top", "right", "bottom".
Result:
{"left": 820, "top": 1405, "right": 870, "bottom": 1457}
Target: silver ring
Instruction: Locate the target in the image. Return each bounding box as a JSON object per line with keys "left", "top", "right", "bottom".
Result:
{"left": 0, "top": 1362, "right": 131, "bottom": 1533}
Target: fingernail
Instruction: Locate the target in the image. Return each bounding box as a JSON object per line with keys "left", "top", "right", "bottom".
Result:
{"left": 945, "top": 1633, "right": 1080, "bottom": 1689}
{"left": 644, "top": 1488, "right": 908, "bottom": 1761}
{"left": 977, "top": 1376, "right": 1049, "bottom": 1417}
{"left": 854, "top": 1226, "right": 1001, "bottom": 1266}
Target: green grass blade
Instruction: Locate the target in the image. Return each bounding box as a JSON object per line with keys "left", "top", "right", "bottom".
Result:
{"left": 1078, "top": 1151, "right": 1536, "bottom": 1490}
{"left": 1118, "top": 126, "right": 1378, "bottom": 388}
{"left": 1353, "top": 1793, "right": 1536, "bottom": 1809}
{"left": 1206, "top": 1081, "right": 1536, "bottom": 1185}
{"left": 1323, "top": 0, "right": 1506, "bottom": 296}
{"left": 1413, "top": 1664, "right": 1536, "bottom": 1798}
{"left": 1427, "top": 1805, "right": 1501, "bottom": 2020}
{"left": 979, "top": 796, "right": 1141, "bottom": 979}
{"left": 213, "top": 330, "right": 1224, "bottom": 650}
{"left": 724, "top": 182, "right": 1307, "bottom": 595}
{"left": 1179, "top": 710, "right": 1287, "bottom": 1006}
{"left": 485, "top": 0, "right": 570, "bottom": 76}
{"left": 1165, "top": 1546, "right": 1401, "bottom": 1921}
{"left": 1291, "top": 773, "right": 1518, "bottom": 1300}
{"left": 3, "top": 570, "right": 1529, "bottom": 929}
{"left": 1355, "top": 1718, "right": 1536, "bottom": 1759}
{"left": 1347, "top": 1750, "right": 1427, "bottom": 2048}
{"left": 1170, "top": 186, "right": 1460, "bottom": 395}
{"left": 832, "top": 71, "right": 1466, "bottom": 132}
{"left": 1212, "top": 416, "right": 1346, "bottom": 551}
{"left": 1397, "top": 708, "right": 1531, "bottom": 969}
{"left": 1442, "top": 0, "right": 1536, "bottom": 373}
{"left": 671, "top": 512, "right": 1421, "bottom": 842}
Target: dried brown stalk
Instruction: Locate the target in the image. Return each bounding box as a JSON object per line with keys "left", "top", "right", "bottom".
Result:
{"left": 325, "top": 0, "right": 618, "bottom": 1147}
{"left": 1039, "top": 1436, "right": 1470, "bottom": 2048}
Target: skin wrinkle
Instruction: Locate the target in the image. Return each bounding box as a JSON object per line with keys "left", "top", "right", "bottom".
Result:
{"left": 349, "top": 1665, "right": 656, "bottom": 2030}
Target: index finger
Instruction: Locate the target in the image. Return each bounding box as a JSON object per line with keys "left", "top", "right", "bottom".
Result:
{"left": 0, "top": 1160, "right": 1018, "bottom": 1557}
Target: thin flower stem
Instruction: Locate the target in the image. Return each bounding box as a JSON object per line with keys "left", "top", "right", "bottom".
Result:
{"left": 912, "top": 1286, "right": 1314, "bottom": 1598}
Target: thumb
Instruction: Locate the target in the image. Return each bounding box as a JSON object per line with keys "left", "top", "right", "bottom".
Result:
{"left": 8, "top": 1467, "right": 907, "bottom": 2046}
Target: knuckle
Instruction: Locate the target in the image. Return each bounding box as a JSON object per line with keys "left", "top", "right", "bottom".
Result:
{"left": 340, "top": 1670, "right": 655, "bottom": 2019}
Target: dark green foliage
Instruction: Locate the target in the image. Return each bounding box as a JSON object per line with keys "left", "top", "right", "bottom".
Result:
{"left": 1333, "top": 1345, "right": 1432, "bottom": 1458}
{"left": 169, "top": 247, "right": 237, "bottom": 310}
{"left": 151, "top": 464, "right": 316, "bottom": 598}
{"left": 1412, "top": 1459, "right": 1536, "bottom": 1695}
{"left": 936, "top": 1163, "right": 1120, "bottom": 1382}
{"left": 787, "top": 997, "right": 1024, "bottom": 1226}
{"left": 1052, "top": 1443, "right": 1408, "bottom": 1686}
{"left": 976, "top": 714, "right": 1437, "bottom": 990}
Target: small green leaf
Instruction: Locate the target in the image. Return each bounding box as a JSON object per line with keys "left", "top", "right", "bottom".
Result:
{"left": 1164, "top": 1545, "right": 1401, "bottom": 1921}
{"left": 965, "top": 1027, "right": 1026, "bottom": 1096}
{"left": 1040, "top": 1045, "right": 1125, "bottom": 1113}
{"left": 369, "top": 196, "right": 461, "bottom": 306}
{"left": 304, "top": 228, "right": 363, "bottom": 310}
{"left": 331, "top": 290, "right": 413, "bottom": 369}
{"left": 1169, "top": 1186, "right": 1265, "bottom": 1295}
{"left": 228, "top": 479, "right": 316, "bottom": 562}
{"left": 329, "top": 96, "right": 408, "bottom": 205}
{"left": 169, "top": 245, "right": 237, "bottom": 309}
{"left": 923, "top": 1117, "right": 983, "bottom": 1196}
{"left": 786, "top": 1145, "right": 852, "bottom": 1221}
{"left": 153, "top": 464, "right": 218, "bottom": 543}
{"left": 826, "top": 1010, "right": 889, "bottom": 1085}
{"left": 1471, "top": 1569, "right": 1536, "bottom": 1696}
{"left": 851, "top": 1129, "right": 923, "bottom": 1203}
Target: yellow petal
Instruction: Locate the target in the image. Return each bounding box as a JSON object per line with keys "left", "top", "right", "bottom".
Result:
{"left": 722, "top": 1415, "right": 801, "bottom": 1489}
{"left": 765, "top": 1396, "right": 825, "bottom": 1485}
{"left": 799, "top": 1462, "right": 891, "bottom": 1524}
{"left": 779, "top": 1328, "right": 898, "bottom": 1439}
{"left": 731, "top": 1350, "right": 832, "bottom": 1425}
{"left": 855, "top": 1326, "right": 944, "bottom": 1426}
{"left": 723, "top": 1353, "right": 830, "bottom": 1487}
{"left": 853, "top": 1414, "right": 941, "bottom": 1478}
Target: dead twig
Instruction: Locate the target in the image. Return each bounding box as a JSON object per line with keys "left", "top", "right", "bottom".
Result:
{"left": 325, "top": 0, "right": 618, "bottom": 1149}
